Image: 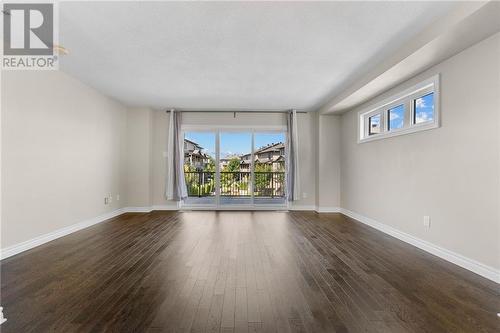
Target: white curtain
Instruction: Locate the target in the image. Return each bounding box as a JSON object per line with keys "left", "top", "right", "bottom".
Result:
{"left": 166, "top": 110, "right": 187, "bottom": 200}
{"left": 286, "top": 110, "right": 300, "bottom": 201}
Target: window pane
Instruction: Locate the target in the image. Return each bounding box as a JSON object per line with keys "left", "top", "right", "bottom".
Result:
{"left": 414, "top": 92, "right": 434, "bottom": 124}
{"left": 369, "top": 114, "right": 381, "bottom": 135}
{"left": 388, "top": 104, "right": 404, "bottom": 130}
{"left": 183, "top": 132, "right": 216, "bottom": 205}
{"left": 253, "top": 133, "right": 286, "bottom": 205}
{"left": 219, "top": 132, "right": 252, "bottom": 205}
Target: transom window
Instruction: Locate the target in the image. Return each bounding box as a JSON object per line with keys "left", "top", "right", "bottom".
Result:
{"left": 388, "top": 104, "right": 404, "bottom": 130}
{"left": 368, "top": 114, "right": 381, "bottom": 135}
{"left": 414, "top": 92, "right": 435, "bottom": 124}
{"left": 359, "top": 75, "right": 440, "bottom": 142}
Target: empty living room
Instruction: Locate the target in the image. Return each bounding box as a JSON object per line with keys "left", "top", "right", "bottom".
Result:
{"left": 1, "top": 1, "right": 499, "bottom": 332}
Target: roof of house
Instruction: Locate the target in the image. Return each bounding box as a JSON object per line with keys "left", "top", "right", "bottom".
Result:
{"left": 241, "top": 155, "right": 285, "bottom": 165}
{"left": 255, "top": 155, "right": 285, "bottom": 164}
{"left": 239, "top": 142, "right": 284, "bottom": 159}
{"left": 237, "top": 142, "right": 285, "bottom": 164}
{"left": 256, "top": 142, "right": 284, "bottom": 154}
{"left": 184, "top": 138, "right": 203, "bottom": 150}
{"left": 186, "top": 149, "right": 207, "bottom": 158}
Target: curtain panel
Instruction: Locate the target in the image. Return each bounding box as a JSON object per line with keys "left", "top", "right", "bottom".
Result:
{"left": 286, "top": 110, "right": 300, "bottom": 201}
{"left": 166, "top": 110, "right": 188, "bottom": 200}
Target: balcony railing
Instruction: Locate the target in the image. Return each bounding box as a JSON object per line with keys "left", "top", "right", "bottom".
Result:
{"left": 185, "top": 171, "right": 215, "bottom": 197}
{"left": 184, "top": 171, "right": 285, "bottom": 198}
{"left": 253, "top": 172, "right": 285, "bottom": 198}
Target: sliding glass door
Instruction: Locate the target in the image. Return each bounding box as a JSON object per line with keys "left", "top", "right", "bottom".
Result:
{"left": 183, "top": 130, "right": 286, "bottom": 208}
{"left": 183, "top": 132, "right": 216, "bottom": 206}
{"left": 253, "top": 132, "right": 286, "bottom": 206}
{"left": 219, "top": 132, "right": 253, "bottom": 206}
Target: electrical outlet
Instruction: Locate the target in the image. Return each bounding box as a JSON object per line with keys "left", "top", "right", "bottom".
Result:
{"left": 116, "top": 194, "right": 120, "bottom": 201}
{"left": 109, "top": 195, "right": 113, "bottom": 203}
{"left": 104, "top": 197, "right": 109, "bottom": 205}
{"left": 302, "top": 192, "right": 308, "bottom": 199}
{"left": 423, "top": 216, "right": 431, "bottom": 229}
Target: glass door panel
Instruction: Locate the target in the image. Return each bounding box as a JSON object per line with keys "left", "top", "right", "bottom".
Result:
{"left": 183, "top": 132, "right": 216, "bottom": 206}
{"left": 253, "top": 132, "right": 286, "bottom": 206}
{"left": 219, "top": 132, "right": 253, "bottom": 206}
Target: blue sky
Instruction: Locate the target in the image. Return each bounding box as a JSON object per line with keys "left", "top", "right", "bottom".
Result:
{"left": 185, "top": 132, "right": 285, "bottom": 158}
{"left": 379, "top": 92, "right": 434, "bottom": 131}
{"left": 415, "top": 92, "right": 434, "bottom": 123}
{"left": 185, "top": 132, "right": 216, "bottom": 157}
{"left": 389, "top": 104, "right": 404, "bottom": 129}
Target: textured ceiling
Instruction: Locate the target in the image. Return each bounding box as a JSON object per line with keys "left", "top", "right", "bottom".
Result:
{"left": 59, "top": 1, "right": 457, "bottom": 111}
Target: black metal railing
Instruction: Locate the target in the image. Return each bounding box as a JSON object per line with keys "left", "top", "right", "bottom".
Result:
{"left": 184, "top": 171, "right": 215, "bottom": 197}
{"left": 184, "top": 171, "right": 285, "bottom": 198}
{"left": 253, "top": 172, "right": 285, "bottom": 198}
{"left": 220, "top": 172, "right": 251, "bottom": 196}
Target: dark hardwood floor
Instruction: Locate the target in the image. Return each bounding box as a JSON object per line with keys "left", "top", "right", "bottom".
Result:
{"left": 1, "top": 211, "right": 498, "bottom": 332}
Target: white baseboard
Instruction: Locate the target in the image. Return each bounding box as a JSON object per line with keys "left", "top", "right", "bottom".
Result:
{"left": 2, "top": 205, "right": 497, "bottom": 284}
{"left": 339, "top": 208, "right": 500, "bottom": 284}
{"left": 0, "top": 203, "right": 316, "bottom": 259}
{"left": 152, "top": 203, "right": 182, "bottom": 210}
{"left": 181, "top": 206, "right": 288, "bottom": 211}
{"left": 0, "top": 205, "right": 185, "bottom": 260}
{"left": 0, "top": 208, "right": 125, "bottom": 260}
{"left": 289, "top": 205, "right": 340, "bottom": 213}
{"left": 315, "top": 206, "right": 340, "bottom": 213}
{"left": 289, "top": 205, "right": 317, "bottom": 211}
{"left": 128, "top": 204, "right": 336, "bottom": 213}
{"left": 124, "top": 207, "right": 153, "bottom": 213}
{"left": 123, "top": 203, "right": 180, "bottom": 212}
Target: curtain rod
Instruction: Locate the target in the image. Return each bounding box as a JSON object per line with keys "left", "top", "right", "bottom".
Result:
{"left": 164, "top": 109, "right": 308, "bottom": 114}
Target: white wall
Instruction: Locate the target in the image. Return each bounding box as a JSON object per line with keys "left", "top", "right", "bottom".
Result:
{"left": 294, "top": 113, "right": 318, "bottom": 208}
{"left": 316, "top": 114, "right": 341, "bottom": 210}
{"left": 1, "top": 70, "right": 128, "bottom": 249}
{"left": 125, "top": 107, "right": 153, "bottom": 207}
{"left": 182, "top": 111, "right": 286, "bottom": 128}
{"left": 340, "top": 33, "right": 500, "bottom": 270}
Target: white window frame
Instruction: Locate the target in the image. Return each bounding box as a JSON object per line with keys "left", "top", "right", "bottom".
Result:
{"left": 358, "top": 74, "right": 440, "bottom": 143}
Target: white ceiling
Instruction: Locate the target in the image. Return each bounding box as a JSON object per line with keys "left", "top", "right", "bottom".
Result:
{"left": 59, "top": 1, "right": 458, "bottom": 111}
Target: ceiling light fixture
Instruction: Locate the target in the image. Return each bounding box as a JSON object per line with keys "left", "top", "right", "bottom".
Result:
{"left": 53, "top": 44, "right": 69, "bottom": 55}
